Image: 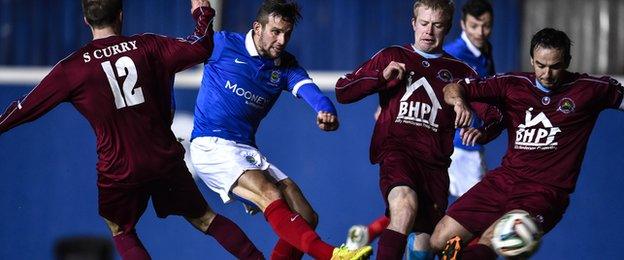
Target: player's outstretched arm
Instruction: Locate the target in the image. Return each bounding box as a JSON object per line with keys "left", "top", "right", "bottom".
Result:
{"left": 150, "top": 0, "right": 215, "bottom": 75}
{"left": 335, "top": 49, "right": 404, "bottom": 104}
{"left": 444, "top": 83, "right": 472, "bottom": 128}
{"left": 0, "top": 66, "right": 72, "bottom": 134}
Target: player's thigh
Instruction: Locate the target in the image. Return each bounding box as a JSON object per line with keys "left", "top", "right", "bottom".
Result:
{"left": 232, "top": 169, "right": 283, "bottom": 210}
{"left": 98, "top": 186, "right": 150, "bottom": 235}
{"left": 277, "top": 177, "right": 318, "bottom": 226}
{"left": 446, "top": 169, "right": 510, "bottom": 235}
{"left": 506, "top": 182, "right": 569, "bottom": 234}
{"left": 191, "top": 137, "right": 278, "bottom": 205}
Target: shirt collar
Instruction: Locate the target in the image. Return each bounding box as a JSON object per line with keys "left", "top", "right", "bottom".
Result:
{"left": 245, "top": 30, "right": 282, "bottom": 66}
{"left": 461, "top": 31, "right": 482, "bottom": 57}
{"left": 411, "top": 44, "right": 443, "bottom": 59}
{"left": 245, "top": 30, "right": 260, "bottom": 57}
{"left": 535, "top": 79, "right": 552, "bottom": 93}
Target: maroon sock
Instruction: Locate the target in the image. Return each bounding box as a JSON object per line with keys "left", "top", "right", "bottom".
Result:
{"left": 271, "top": 239, "right": 304, "bottom": 260}
{"left": 462, "top": 244, "right": 497, "bottom": 260}
{"left": 368, "top": 215, "right": 390, "bottom": 241}
{"left": 112, "top": 231, "right": 151, "bottom": 260}
{"left": 264, "top": 199, "right": 334, "bottom": 259}
{"left": 206, "top": 214, "right": 264, "bottom": 260}
{"left": 376, "top": 229, "right": 407, "bottom": 260}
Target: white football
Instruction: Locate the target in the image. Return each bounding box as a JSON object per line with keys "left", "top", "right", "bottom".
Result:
{"left": 491, "top": 211, "right": 542, "bottom": 257}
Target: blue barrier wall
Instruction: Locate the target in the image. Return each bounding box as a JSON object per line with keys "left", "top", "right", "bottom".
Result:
{"left": 1, "top": 85, "right": 623, "bottom": 259}
{"left": 0, "top": 0, "right": 521, "bottom": 72}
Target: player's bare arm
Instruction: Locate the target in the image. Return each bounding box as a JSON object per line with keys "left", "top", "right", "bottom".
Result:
{"left": 317, "top": 111, "right": 339, "bottom": 131}
{"left": 443, "top": 82, "right": 472, "bottom": 128}
{"left": 191, "top": 0, "right": 211, "bottom": 12}
{"left": 382, "top": 61, "right": 406, "bottom": 81}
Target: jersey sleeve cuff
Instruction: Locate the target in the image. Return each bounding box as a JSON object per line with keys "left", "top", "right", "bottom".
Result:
{"left": 291, "top": 79, "right": 315, "bottom": 97}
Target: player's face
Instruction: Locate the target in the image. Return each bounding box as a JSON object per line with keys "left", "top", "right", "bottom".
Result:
{"left": 412, "top": 7, "right": 449, "bottom": 53}
{"left": 531, "top": 46, "right": 568, "bottom": 89}
{"left": 461, "top": 12, "right": 492, "bottom": 49}
{"left": 253, "top": 14, "right": 293, "bottom": 59}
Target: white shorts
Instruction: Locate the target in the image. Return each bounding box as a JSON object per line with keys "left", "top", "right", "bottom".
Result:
{"left": 448, "top": 148, "right": 487, "bottom": 197}
{"left": 190, "top": 136, "right": 288, "bottom": 203}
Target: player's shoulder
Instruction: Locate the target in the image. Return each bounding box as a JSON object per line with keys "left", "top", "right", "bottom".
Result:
{"left": 491, "top": 72, "right": 534, "bottom": 84}
{"left": 565, "top": 72, "right": 618, "bottom": 87}
{"left": 370, "top": 45, "right": 413, "bottom": 60}
{"left": 215, "top": 30, "right": 244, "bottom": 43}
{"left": 440, "top": 53, "right": 477, "bottom": 75}
{"left": 443, "top": 37, "right": 466, "bottom": 57}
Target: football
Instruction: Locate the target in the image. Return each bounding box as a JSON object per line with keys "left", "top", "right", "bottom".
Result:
{"left": 491, "top": 211, "right": 542, "bottom": 257}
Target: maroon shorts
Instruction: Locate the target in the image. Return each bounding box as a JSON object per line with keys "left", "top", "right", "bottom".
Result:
{"left": 447, "top": 167, "right": 569, "bottom": 235}
{"left": 379, "top": 151, "right": 450, "bottom": 234}
{"left": 98, "top": 163, "right": 208, "bottom": 233}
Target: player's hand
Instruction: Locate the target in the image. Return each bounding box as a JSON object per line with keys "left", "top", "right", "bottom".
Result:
{"left": 382, "top": 61, "right": 406, "bottom": 82}
{"left": 191, "top": 0, "right": 212, "bottom": 12}
{"left": 453, "top": 100, "right": 472, "bottom": 128}
{"left": 460, "top": 127, "right": 483, "bottom": 146}
{"left": 317, "top": 111, "right": 339, "bottom": 131}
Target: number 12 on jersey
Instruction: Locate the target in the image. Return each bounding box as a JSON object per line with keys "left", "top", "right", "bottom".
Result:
{"left": 101, "top": 56, "right": 144, "bottom": 109}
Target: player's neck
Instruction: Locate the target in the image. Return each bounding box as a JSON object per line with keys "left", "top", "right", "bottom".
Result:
{"left": 92, "top": 27, "right": 120, "bottom": 40}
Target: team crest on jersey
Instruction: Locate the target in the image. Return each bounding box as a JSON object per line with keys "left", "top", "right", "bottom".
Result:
{"left": 436, "top": 69, "right": 453, "bottom": 83}
{"left": 541, "top": 96, "right": 551, "bottom": 105}
{"left": 557, "top": 98, "right": 575, "bottom": 114}
{"left": 245, "top": 155, "right": 258, "bottom": 166}
{"left": 514, "top": 107, "right": 561, "bottom": 151}
{"left": 269, "top": 70, "right": 281, "bottom": 85}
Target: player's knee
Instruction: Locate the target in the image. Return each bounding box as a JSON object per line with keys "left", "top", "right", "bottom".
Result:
{"left": 388, "top": 190, "right": 417, "bottom": 215}
{"left": 103, "top": 218, "right": 124, "bottom": 236}
{"left": 429, "top": 232, "right": 448, "bottom": 252}
{"left": 304, "top": 210, "right": 319, "bottom": 228}
{"left": 258, "top": 184, "right": 283, "bottom": 206}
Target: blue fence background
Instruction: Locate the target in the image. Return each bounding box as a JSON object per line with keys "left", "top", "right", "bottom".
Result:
{"left": 0, "top": 0, "right": 520, "bottom": 72}
{"left": 1, "top": 0, "right": 623, "bottom": 259}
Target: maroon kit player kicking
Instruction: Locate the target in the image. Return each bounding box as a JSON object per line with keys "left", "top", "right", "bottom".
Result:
{"left": 0, "top": 0, "right": 263, "bottom": 259}
{"left": 431, "top": 28, "right": 624, "bottom": 260}
{"left": 335, "top": 0, "right": 503, "bottom": 259}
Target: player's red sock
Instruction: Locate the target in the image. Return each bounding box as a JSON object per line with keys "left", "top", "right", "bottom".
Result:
{"left": 264, "top": 199, "right": 333, "bottom": 259}
{"left": 368, "top": 215, "right": 390, "bottom": 241}
{"left": 112, "top": 231, "right": 150, "bottom": 260}
{"left": 377, "top": 229, "right": 407, "bottom": 260}
{"left": 206, "top": 214, "right": 264, "bottom": 260}
{"left": 271, "top": 239, "right": 304, "bottom": 260}
{"left": 462, "top": 243, "right": 497, "bottom": 260}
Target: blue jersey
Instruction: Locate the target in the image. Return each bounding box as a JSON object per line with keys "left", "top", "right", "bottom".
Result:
{"left": 444, "top": 32, "right": 496, "bottom": 151}
{"left": 192, "top": 30, "right": 326, "bottom": 146}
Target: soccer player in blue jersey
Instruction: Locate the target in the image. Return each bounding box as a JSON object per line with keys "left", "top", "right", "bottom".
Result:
{"left": 189, "top": 1, "right": 372, "bottom": 259}
{"left": 443, "top": 0, "right": 497, "bottom": 201}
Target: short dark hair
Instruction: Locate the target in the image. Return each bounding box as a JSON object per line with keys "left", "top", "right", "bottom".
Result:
{"left": 530, "top": 28, "right": 573, "bottom": 65}
{"left": 81, "top": 0, "right": 123, "bottom": 28}
{"left": 412, "top": 0, "right": 455, "bottom": 33}
{"left": 255, "top": 0, "right": 302, "bottom": 26}
{"left": 462, "top": 0, "right": 493, "bottom": 21}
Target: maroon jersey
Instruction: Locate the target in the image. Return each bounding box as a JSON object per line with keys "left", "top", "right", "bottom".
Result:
{"left": 461, "top": 72, "right": 624, "bottom": 192}
{"left": 0, "top": 7, "right": 215, "bottom": 188}
{"left": 336, "top": 45, "right": 502, "bottom": 168}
